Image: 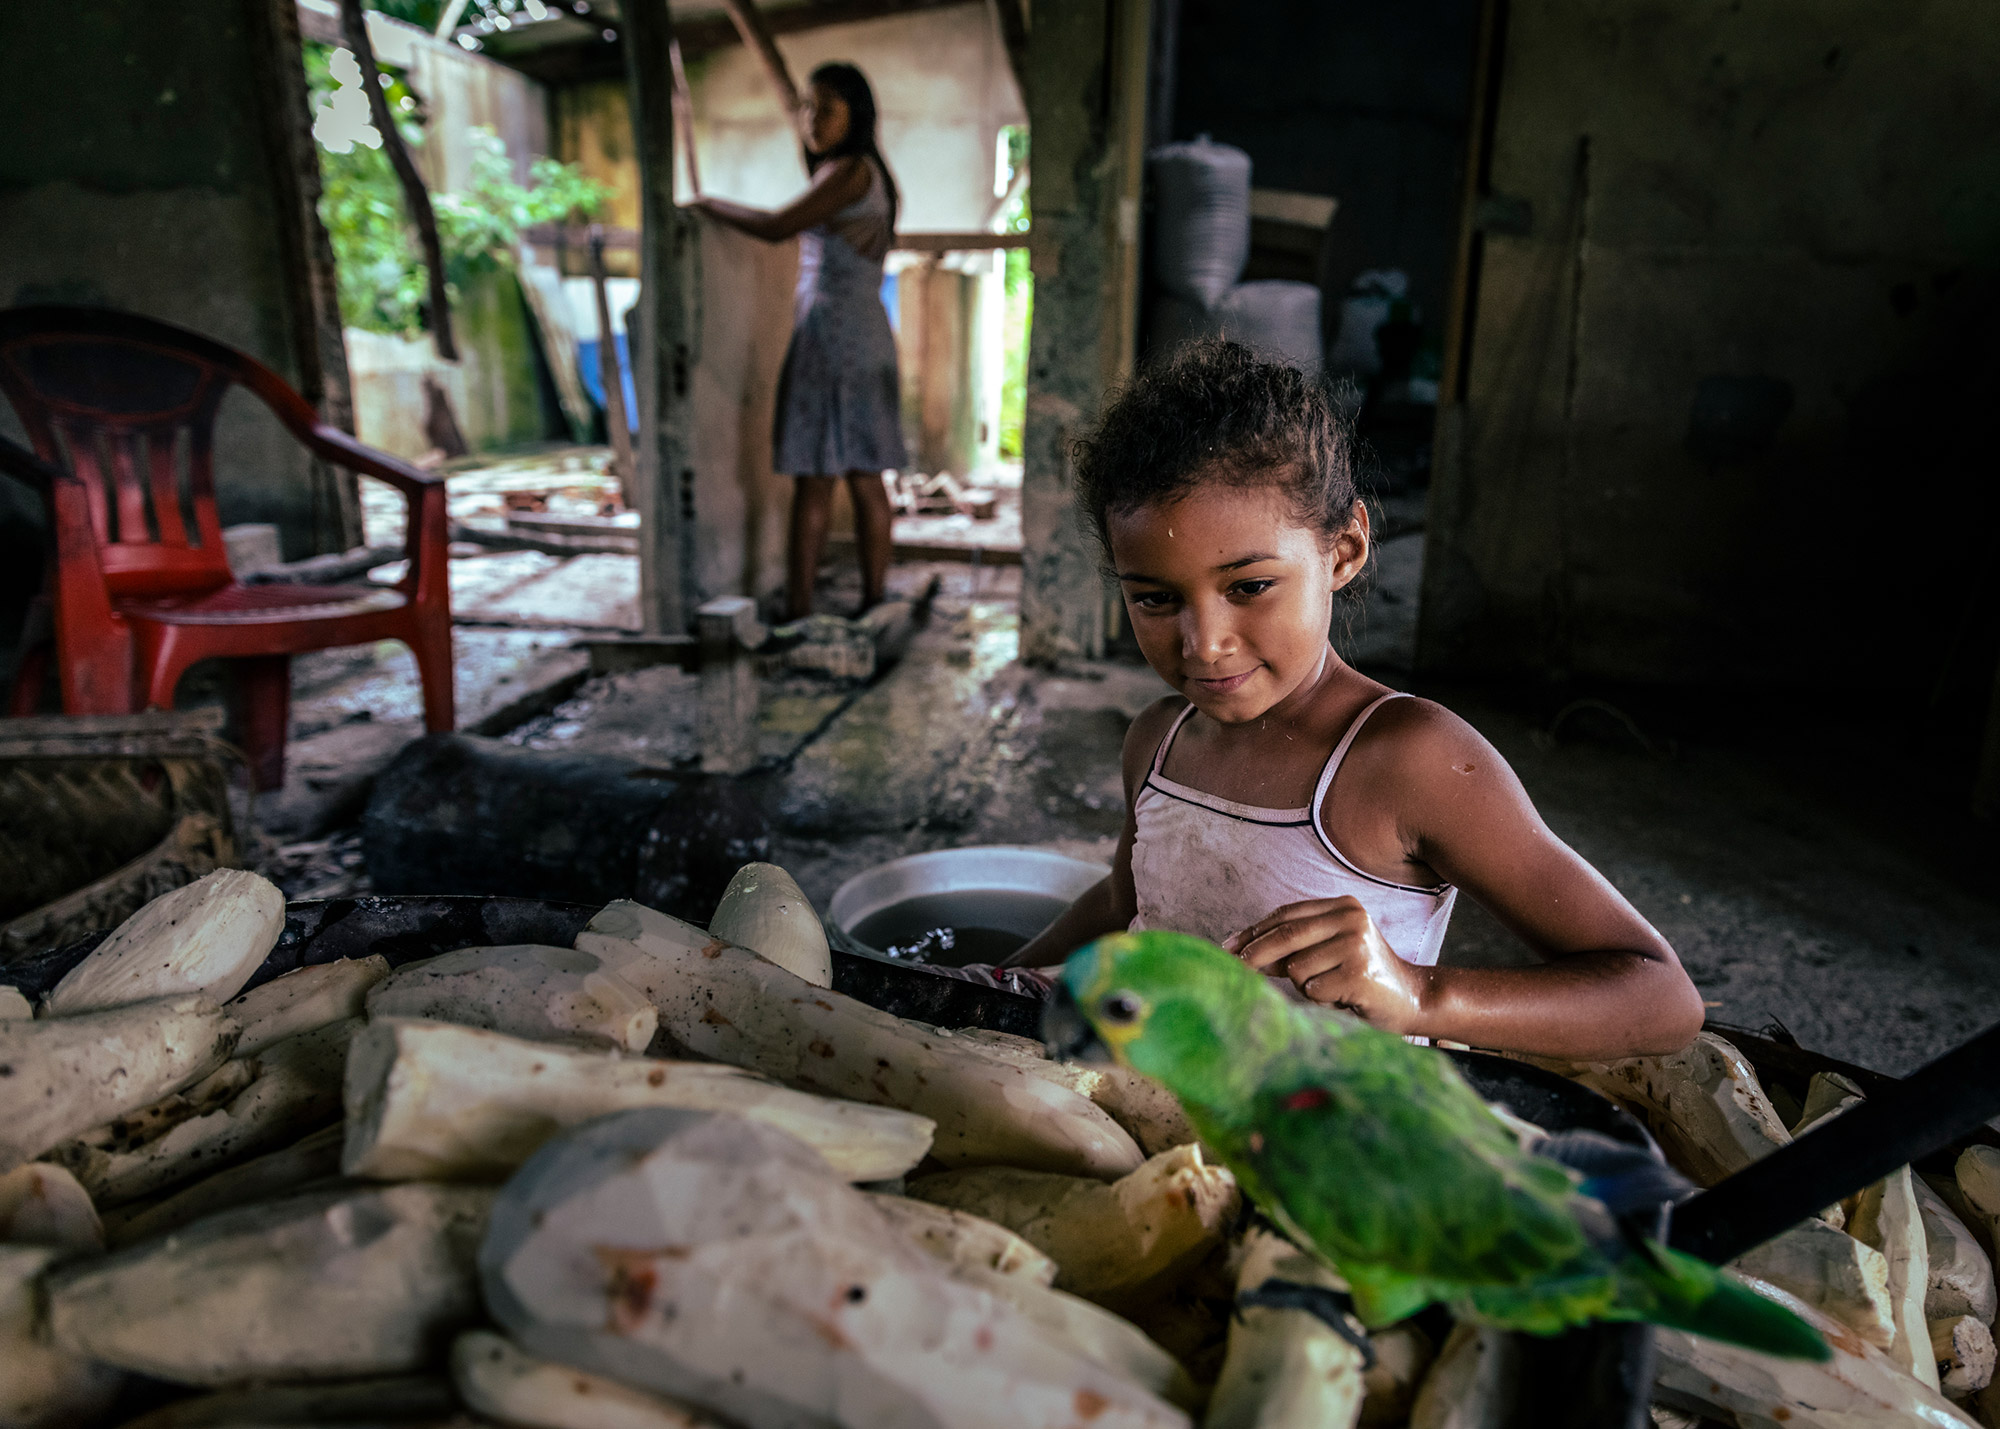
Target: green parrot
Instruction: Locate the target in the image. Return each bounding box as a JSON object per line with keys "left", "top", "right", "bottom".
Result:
{"left": 1041, "top": 930, "right": 1828, "bottom": 1362}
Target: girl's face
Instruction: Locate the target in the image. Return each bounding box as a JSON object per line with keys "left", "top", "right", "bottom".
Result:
{"left": 1108, "top": 480, "right": 1369, "bottom": 726}
{"left": 804, "top": 83, "right": 853, "bottom": 157}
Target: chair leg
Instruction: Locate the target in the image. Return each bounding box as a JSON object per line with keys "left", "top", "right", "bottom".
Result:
{"left": 7, "top": 644, "right": 49, "bottom": 716}
{"left": 411, "top": 617, "right": 456, "bottom": 733}
{"left": 229, "top": 654, "right": 292, "bottom": 792}
{"left": 6, "top": 594, "right": 54, "bottom": 715}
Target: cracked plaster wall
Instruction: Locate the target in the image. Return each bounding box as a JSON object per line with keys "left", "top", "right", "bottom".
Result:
{"left": 1419, "top": 0, "right": 2000, "bottom": 687}
{"left": 0, "top": 0, "right": 336, "bottom": 565}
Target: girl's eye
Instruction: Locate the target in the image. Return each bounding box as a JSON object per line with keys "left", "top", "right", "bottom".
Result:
{"left": 1129, "top": 590, "right": 1178, "bottom": 611}
{"left": 1231, "top": 579, "right": 1277, "bottom": 598}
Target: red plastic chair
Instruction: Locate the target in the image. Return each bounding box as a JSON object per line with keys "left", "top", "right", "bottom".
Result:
{"left": 0, "top": 306, "right": 454, "bottom": 789}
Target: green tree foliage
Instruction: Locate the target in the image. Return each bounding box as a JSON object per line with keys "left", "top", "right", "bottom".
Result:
{"left": 305, "top": 40, "right": 608, "bottom": 337}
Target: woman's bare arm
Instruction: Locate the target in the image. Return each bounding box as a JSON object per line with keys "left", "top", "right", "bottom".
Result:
{"left": 1233, "top": 700, "right": 1704, "bottom": 1059}
{"left": 1001, "top": 697, "right": 1181, "bottom": 969}
{"left": 694, "top": 156, "right": 872, "bottom": 243}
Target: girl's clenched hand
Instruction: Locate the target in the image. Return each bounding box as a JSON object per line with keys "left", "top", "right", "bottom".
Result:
{"left": 1223, "top": 897, "right": 1435, "bottom": 1036}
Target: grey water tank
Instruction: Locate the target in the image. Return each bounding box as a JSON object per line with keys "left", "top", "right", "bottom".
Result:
{"left": 1148, "top": 138, "right": 1252, "bottom": 309}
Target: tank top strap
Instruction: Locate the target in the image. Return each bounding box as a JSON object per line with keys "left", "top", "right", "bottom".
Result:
{"left": 1309, "top": 691, "right": 1412, "bottom": 811}
{"left": 1150, "top": 702, "right": 1200, "bottom": 778}
{"left": 1307, "top": 691, "right": 1447, "bottom": 895}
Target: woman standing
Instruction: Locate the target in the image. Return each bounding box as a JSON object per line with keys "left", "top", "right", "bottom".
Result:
{"left": 694, "top": 61, "right": 904, "bottom": 619}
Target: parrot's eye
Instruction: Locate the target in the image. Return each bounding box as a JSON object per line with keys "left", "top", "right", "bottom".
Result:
{"left": 1099, "top": 992, "right": 1143, "bottom": 1024}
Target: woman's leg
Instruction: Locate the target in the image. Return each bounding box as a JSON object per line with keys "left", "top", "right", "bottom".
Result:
{"left": 787, "top": 476, "right": 838, "bottom": 620}
{"left": 845, "top": 468, "right": 893, "bottom": 614}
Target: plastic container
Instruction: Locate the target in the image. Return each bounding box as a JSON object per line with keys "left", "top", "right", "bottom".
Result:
{"left": 1148, "top": 137, "right": 1253, "bottom": 309}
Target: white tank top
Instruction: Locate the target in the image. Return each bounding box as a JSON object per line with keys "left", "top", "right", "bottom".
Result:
{"left": 1130, "top": 693, "right": 1459, "bottom": 974}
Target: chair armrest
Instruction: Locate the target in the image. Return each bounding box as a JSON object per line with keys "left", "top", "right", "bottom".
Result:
{"left": 294, "top": 423, "right": 450, "bottom": 595}
{"left": 296, "top": 423, "right": 445, "bottom": 499}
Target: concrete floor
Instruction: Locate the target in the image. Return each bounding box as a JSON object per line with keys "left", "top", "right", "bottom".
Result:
{"left": 253, "top": 469, "right": 2000, "bottom": 1076}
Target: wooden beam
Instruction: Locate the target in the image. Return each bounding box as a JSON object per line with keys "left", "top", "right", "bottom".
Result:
{"left": 525, "top": 224, "right": 1028, "bottom": 255}
{"left": 677, "top": 0, "right": 977, "bottom": 59}
{"left": 892, "top": 231, "right": 1030, "bottom": 252}
{"left": 465, "top": 0, "right": 979, "bottom": 83}
{"left": 669, "top": 35, "right": 702, "bottom": 195}
{"left": 717, "top": 0, "right": 803, "bottom": 119}
{"left": 621, "top": 0, "right": 695, "bottom": 635}
{"left": 586, "top": 225, "right": 636, "bottom": 491}
{"left": 1104, "top": 0, "right": 1152, "bottom": 387}
{"left": 991, "top": 0, "right": 1028, "bottom": 107}
{"left": 1438, "top": 0, "right": 1507, "bottom": 405}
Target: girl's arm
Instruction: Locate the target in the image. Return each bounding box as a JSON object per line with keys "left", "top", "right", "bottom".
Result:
{"left": 694, "top": 156, "right": 872, "bottom": 244}
{"left": 1232, "top": 701, "right": 1704, "bottom": 1060}
{"left": 1003, "top": 875, "right": 1127, "bottom": 969}
{"left": 1000, "top": 698, "right": 1181, "bottom": 968}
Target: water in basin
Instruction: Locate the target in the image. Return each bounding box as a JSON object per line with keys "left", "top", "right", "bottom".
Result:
{"left": 849, "top": 889, "right": 1070, "bottom": 967}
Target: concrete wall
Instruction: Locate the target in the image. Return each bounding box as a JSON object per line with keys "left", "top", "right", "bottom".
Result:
{"left": 554, "top": 80, "right": 644, "bottom": 273}
{"left": 555, "top": 4, "right": 1024, "bottom": 239}
{"left": 1018, "top": 0, "right": 1152, "bottom": 664}
{"left": 1419, "top": 0, "right": 2000, "bottom": 687}
{"left": 0, "top": 0, "right": 341, "bottom": 562}
{"left": 691, "top": 4, "right": 1024, "bottom": 231}
{"left": 895, "top": 254, "right": 1002, "bottom": 477}
{"left": 347, "top": 269, "right": 550, "bottom": 460}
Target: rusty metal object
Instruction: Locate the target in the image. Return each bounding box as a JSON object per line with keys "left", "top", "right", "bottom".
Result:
{"left": 0, "top": 712, "right": 238, "bottom": 962}
{"left": 360, "top": 734, "right": 768, "bottom": 921}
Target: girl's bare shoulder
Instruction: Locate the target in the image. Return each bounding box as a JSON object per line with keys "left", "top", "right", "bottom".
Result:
{"left": 1120, "top": 696, "right": 1188, "bottom": 789}
{"left": 1342, "top": 694, "right": 1529, "bottom": 809}
{"left": 814, "top": 153, "right": 873, "bottom": 197}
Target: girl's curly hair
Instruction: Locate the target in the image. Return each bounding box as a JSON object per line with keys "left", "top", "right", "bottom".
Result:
{"left": 1072, "top": 339, "right": 1356, "bottom": 555}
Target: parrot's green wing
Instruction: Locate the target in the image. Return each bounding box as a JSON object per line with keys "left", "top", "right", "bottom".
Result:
{"left": 1221, "top": 1020, "right": 1603, "bottom": 1326}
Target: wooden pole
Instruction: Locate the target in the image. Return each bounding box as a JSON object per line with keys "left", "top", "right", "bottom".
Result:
{"left": 432, "top": 0, "right": 471, "bottom": 38}
{"left": 718, "top": 0, "right": 804, "bottom": 144}
{"left": 622, "top": 0, "right": 695, "bottom": 635}
{"left": 1437, "top": 0, "right": 1506, "bottom": 405}
{"left": 1104, "top": 0, "right": 1151, "bottom": 388}
{"left": 991, "top": 0, "right": 1029, "bottom": 108}
{"left": 587, "top": 226, "right": 636, "bottom": 494}
{"left": 669, "top": 36, "right": 702, "bottom": 197}
{"left": 338, "top": 0, "right": 457, "bottom": 362}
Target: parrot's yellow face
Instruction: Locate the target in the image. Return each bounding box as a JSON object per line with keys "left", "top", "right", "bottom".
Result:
{"left": 1043, "top": 931, "right": 1269, "bottom": 1094}
{"left": 1045, "top": 933, "right": 1152, "bottom": 1063}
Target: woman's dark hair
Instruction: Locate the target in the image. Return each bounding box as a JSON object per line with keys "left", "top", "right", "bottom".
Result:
{"left": 1073, "top": 339, "right": 1357, "bottom": 555}
{"left": 805, "top": 62, "right": 900, "bottom": 231}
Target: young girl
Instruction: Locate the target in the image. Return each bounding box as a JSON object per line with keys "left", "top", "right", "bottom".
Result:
{"left": 695, "top": 62, "right": 904, "bottom": 619}
{"left": 1002, "top": 341, "right": 1703, "bottom": 1061}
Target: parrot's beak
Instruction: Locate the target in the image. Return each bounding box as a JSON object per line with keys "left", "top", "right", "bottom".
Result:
{"left": 1042, "top": 982, "right": 1113, "bottom": 1064}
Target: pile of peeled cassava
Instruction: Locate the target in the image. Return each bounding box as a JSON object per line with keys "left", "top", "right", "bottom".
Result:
{"left": 1, "top": 863, "right": 1994, "bottom": 1429}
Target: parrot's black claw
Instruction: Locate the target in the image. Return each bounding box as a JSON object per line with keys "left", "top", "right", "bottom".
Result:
{"left": 1235, "top": 1278, "right": 1377, "bottom": 1370}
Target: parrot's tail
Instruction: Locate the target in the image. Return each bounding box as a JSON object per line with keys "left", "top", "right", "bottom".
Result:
{"left": 1626, "top": 1241, "right": 1831, "bottom": 1361}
